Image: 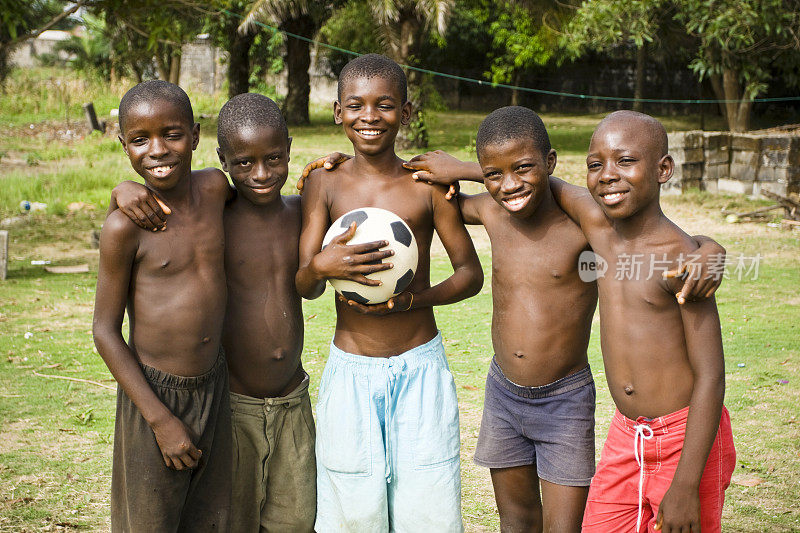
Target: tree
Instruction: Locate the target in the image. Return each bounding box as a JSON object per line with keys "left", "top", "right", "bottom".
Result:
{"left": 676, "top": 0, "right": 800, "bottom": 131}
{"left": 0, "top": 0, "right": 88, "bottom": 86}
{"left": 563, "top": 0, "right": 673, "bottom": 112}
{"left": 370, "top": 0, "right": 453, "bottom": 148}
{"left": 93, "top": 0, "right": 205, "bottom": 84}
{"left": 242, "top": 0, "right": 339, "bottom": 124}
{"left": 55, "top": 13, "right": 112, "bottom": 80}
{"left": 485, "top": 1, "right": 562, "bottom": 106}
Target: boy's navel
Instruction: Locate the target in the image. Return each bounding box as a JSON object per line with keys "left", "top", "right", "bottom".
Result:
{"left": 624, "top": 384, "right": 634, "bottom": 395}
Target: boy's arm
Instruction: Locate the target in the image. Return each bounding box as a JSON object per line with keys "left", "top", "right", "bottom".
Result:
{"left": 296, "top": 152, "right": 351, "bottom": 192}
{"left": 665, "top": 236, "right": 726, "bottom": 303}
{"left": 110, "top": 170, "right": 234, "bottom": 230}
{"left": 92, "top": 214, "right": 202, "bottom": 471}
{"left": 656, "top": 290, "right": 725, "bottom": 532}
{"left": 295, "top": 171, "right": 393, "bottom": 299}
{"left": 109, "top": 181, "right": 170, "bottom": 231}
{"left": 548, "top": 176, "right": 602, "bottom": 229}
{"left": 415, "top": 186, "right": 484, "bottom": 306}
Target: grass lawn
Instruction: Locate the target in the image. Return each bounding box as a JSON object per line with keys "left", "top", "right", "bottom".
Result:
{"left": 1, "top": 73, "right": 799, "bottom": 531}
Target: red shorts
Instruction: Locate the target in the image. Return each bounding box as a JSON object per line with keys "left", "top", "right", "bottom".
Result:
{"left": 582, "top": 406, "right": 735, "bottom": 533}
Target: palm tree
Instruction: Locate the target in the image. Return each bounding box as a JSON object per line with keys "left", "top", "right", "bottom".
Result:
{"left": 241, "top": 0, "right": 337, "bottom": 125}
{"left": 369, "top": 0, "right": 453, "bottom": 148}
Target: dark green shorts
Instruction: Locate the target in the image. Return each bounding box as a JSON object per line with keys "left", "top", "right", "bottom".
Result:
{"left": 230, "top": 373, "right": 316, "bottom": 533}
{"left": 111, "top": 351, "right": 232, "bottom": 532}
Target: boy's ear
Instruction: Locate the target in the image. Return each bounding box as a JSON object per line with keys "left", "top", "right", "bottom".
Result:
{"left": 400, "top": 100, "right": 413, "bottom": 126}
{"left": 657, "top": 154, "right": 674, "bottom": 184}
{"left": 118, "top": 135, "right": 128, "bottom": 155}
{"left": 546, "top": 149, "right": 557, "bottom": 175}
{"left": 333, "top": 101, "right": 343, "bottom": 125}
{"left": 286, "top": 136, "right": 293, "bottom": 162}
{"left": 191, "top": 122, "right": 200, "bottom": 150}
{"left": 216, "top": 147, "right": 228, "bottom": 172}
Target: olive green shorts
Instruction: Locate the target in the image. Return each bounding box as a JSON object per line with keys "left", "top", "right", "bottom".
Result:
{"left": 230, "top": 374, "right": 316, "bottom": 533}
{"left": 112, "top": 350, "right": 231, "bottom": 532}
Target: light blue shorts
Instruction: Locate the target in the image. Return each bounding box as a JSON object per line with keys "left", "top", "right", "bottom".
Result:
{"left": 314, "top": 332, "right": 463, "bottom": 533}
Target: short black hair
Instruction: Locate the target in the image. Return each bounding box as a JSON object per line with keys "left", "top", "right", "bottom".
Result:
{"left": 217, "top": 93, "right": 288, "bottom": 152}
{"left": 476, "top": 106, "right": 551, "bottom": 160}
{"left": 337, "top": 53, "right": 407, "bottom": 103}
{"left": 119, "top": 80, "right": 193, "bottom": 133}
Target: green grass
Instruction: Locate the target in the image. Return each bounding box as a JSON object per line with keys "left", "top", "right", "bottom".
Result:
{"left": 1, "top": 69, "right": 799, "bottom": 531}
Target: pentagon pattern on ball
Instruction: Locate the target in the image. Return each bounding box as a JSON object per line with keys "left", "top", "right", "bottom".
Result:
{"left": 321, "top": 207, "right": 419, "bottom": 304}
{"left": 390, "top": 221, "right": 413, "bottom": 247}
{"left": 394, "top": 268, "right": 414, "bottom": 294}
{"left": 340, "top": 209, "right": 368, "bottom": 229}
{"left": 341, "top": 290, "right": 370, "bottom": 305}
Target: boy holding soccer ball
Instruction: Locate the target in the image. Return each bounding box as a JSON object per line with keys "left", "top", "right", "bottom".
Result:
{"left": 295, "top": 54, "right": 483, "bottom": 532}
{"left": 307, "top": 106, "right": 727, "bottom": 532}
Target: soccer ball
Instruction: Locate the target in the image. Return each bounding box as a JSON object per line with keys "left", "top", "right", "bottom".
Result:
{"left": 322, "top": 207, "right": 419, "bottom": 305}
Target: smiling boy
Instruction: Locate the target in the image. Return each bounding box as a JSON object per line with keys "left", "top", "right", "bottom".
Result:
{"left": 93, "top": 80, "right": 231, "bottom": 531}
{"left": 550, "top": 111, "right": 736, "bottom": 532}
{"left": 306, "top": 106, "right": 727, "bottom": 532}
{"left": 295, "top": 54, "right": 483, "bottom": 532}
{"left": 110, "top": 92, "right": 316, "bottom": 532}
{"left": 216, "top": 93, "right": 316, "bottom": 533}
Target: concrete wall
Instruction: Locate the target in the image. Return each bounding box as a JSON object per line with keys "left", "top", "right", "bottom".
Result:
{"left": 179, "top": 37, "right": 226, "bottom": 94}
{"left": 665, "top": 130, "right": 800, "bottom": 196}
{"left": 9, "top": 30, "right": 72, "bottom": 68}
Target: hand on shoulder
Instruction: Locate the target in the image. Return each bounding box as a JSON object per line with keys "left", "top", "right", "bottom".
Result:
{"left": 297, "top": 152, "right": 352, "bottom": 192}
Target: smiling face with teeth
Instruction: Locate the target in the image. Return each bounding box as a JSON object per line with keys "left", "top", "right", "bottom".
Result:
{"left": 479, "top": 137, "right": 557, "bottom": 218}
{"left": 218, "top": 125, "right": 291, "bottom": 206}
{"left": 586, "top": 114, "right": 673, "bottom": 220}
{"left": 119, "top": 98, "right": 199, "bottom": 191}
{"left": 334, "top": 75, "right": 412, "bottom": 157}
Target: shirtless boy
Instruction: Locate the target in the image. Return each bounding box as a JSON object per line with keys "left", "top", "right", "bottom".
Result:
{"left": 295, "top": 54, "right": 483, "bottom": 532}
{"left": 217, "top": 93, "right": 314, "bottom": 532}
{"left": 306, "top": 106, "right": 726, "bottom": 532}
{"left": 111, "top": 93, "right": 315, "bottom": 532}
{"left": 549, "top": 111, "right": 736, "bottom": 532}
{"left": 93, "top": 80, "right": 231, "bottom": 531}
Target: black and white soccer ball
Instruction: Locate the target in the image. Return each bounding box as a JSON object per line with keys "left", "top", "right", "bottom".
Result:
{"left": 322, "top": 207, "right": 419, "bottom": 305}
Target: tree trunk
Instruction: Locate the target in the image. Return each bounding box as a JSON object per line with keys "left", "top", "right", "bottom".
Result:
{"left": 154, "top": 49, "right": 170, "bottom": 81}
{"left": 632, "top": 44, "right": 646, "bottom": 112}
{"left": 722, "top": 67, "right": 750, "bottom": 132}
{"left": 510, "top": 72, "right": 520, "bottom": 106}
{"left": 227, "top": 30, "right": 255, "bottom": 98}
{"left": 394, "top": 16, "right": 427, "bottom": 149}
{"left": 0, "top": 48, "right": 9, "bottom": 90}
{"left": 169, "top": 48, "right": 181, "bottom": 85}
{"left": 281, "top": 16, "right": 314, "bottom": 125}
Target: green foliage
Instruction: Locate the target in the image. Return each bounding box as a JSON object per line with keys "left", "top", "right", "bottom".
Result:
{"left": 564, "top": 0, "right": 668, "bottom": 55}
{"left": 0, "top": 0, "right": 64, "bottom": 43}
{"left": 676, "top": 0, "right": 800, "bottom": 100}
{"left": 54, "top": 13, "right": 111, "bottom": 80}
{"left": 318, "top": 0, "right": 382, "bottom": 77}
{"left": 485, "top": 1, "right": 559, "bottom": 85}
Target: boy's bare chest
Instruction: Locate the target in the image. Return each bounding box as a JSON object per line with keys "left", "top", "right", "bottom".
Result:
{"left": 594, "top": 241, "right": 679, "bottom": 309}
{"left": 226, "top": 225, "right": 299, "bottom": 282}
{"left": 329, "top": 177, "right": 432, "bottom": 231}
{"left": 485, "top": 214, "right": 587, "bottom": 282}
{"left": 137, "top": 215, "right": 225, "bottom": 275}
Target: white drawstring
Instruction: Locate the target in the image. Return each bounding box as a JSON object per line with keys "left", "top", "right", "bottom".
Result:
{"left": 633, "top": 423, "right": 654, "bottom": 532}
{"left": 384, "top": 359, "right": 406, "bottom": 483}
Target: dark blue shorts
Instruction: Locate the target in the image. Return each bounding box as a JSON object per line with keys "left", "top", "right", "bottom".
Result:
{"left": 473, "top": 357, "right": 596, "bottom": 486}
